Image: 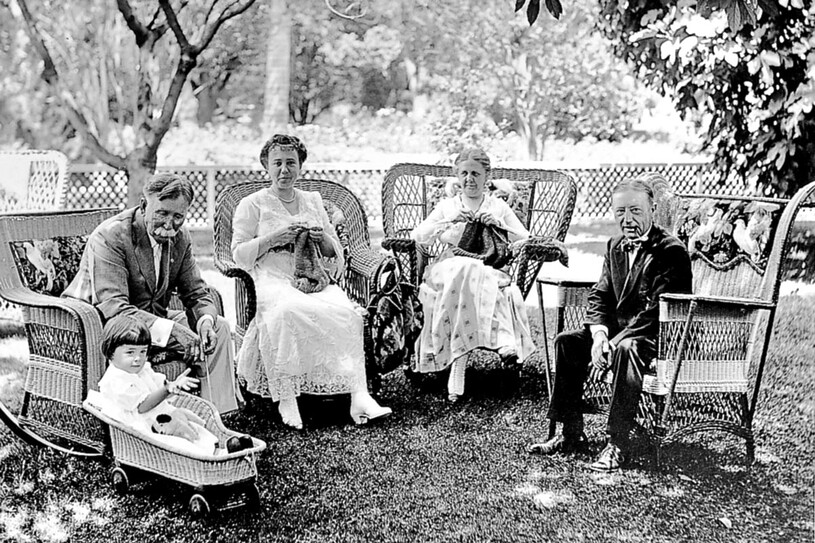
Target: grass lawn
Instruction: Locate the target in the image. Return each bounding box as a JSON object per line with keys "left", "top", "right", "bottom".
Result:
{"left": 0, "top": 294, "right": 813, "bottom": 543}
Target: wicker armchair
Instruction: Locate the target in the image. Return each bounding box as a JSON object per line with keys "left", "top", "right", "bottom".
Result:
{"left": 541, "top": 181, "right": 815, "bottom": 464}
{"left": 0, "top": 150, "right": 69, "bottom": 323}
{"left": 0, "top": 208, "right": 225, "bottom": 457}
{"left": 380, "top": 163, "right": 576, "bottom": 377}
{"left": 382, "top": 163, "right": 576, "bottom": 299}
{"left": 212, "top": 178, "right": 396, "bottom": 389}
{"left": 0, "top": 150, "right": 68, "bottom": 212}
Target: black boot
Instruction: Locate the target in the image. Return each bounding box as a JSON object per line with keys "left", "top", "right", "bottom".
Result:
{"left": 527, "top": 417, "right": 586, "bottom": 455}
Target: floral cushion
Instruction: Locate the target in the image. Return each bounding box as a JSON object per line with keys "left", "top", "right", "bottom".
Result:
{"left": 323, "top": 200, "right": 349, "bottom": 251}
{"left": 10, "top": 236, "right": 88, "bottom": 297}
{"left": 673, "top": 198, "right": 782, "bottom": 273}
{"left": 425, "top": 177, "right": 532, "bottom": 226}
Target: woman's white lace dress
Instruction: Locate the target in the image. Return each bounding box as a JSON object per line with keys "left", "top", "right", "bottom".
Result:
{"left": 231, "top": 188, "right": 367, "bottom": 401}
{"left": 410, "top": 194, "right": 536, "bottom": 372}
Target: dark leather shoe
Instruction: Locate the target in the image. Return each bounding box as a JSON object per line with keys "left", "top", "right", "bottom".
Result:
{"left": 589, "top": 443, "right": 626, "bottom": 471}
{"left": 498, "top": 347, "right": 520, "bottom": 367}
{"left": 226, "top": 435, "right": 254, "bottom": 453}
{"left": 526, "top": 432, "right": 586, "bottom": 455}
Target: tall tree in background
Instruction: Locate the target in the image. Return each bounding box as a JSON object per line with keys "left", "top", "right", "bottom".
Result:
{"left": 262, "top": 0, "right": 291, "bottom": 132}
{"left": 416, "top": 0, "right": 643, "bottom": 159}
{"left": 517, "top": 0, "right": 814, "bottom": 196}
{"left": 9, "top": 0, "right": 256, "bottom": 204}
{"left": 598, "top": 1, "right": 813, "bottom": 196}
{"left": 289, "top": 0, "right": 403, "bottom": 124}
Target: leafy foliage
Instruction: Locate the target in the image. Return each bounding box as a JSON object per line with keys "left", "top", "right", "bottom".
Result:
{"left": 521, "top": 0, "right": 765, "bottom": 32}
{"left": 5, "top": 0, "right": 257, "bottom": 203}
{"left": 419, "top": 0, "right": 645, "bottom": 158}
{"left": 291, "top": 1, "right": 404, "bottom": 124}
{"left": 593, "top": 1, "right": 814, "bottom": 196}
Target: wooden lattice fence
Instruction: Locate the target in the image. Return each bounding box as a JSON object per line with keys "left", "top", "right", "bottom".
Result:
{"left": 67, "top": 161, "right": 740, "bottom": 226}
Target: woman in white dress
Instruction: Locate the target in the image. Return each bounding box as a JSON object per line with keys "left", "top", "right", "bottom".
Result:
{"left": 410, "top": 148, "right": 536, "bottom": 403}
{"left": 231, "top": 134, "right": 391, "bottom": 430}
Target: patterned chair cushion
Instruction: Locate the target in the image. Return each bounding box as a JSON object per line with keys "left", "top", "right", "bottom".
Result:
{"left": 323, "top": 199, "right": 349, "bottom": 251}
{"left": 10, "top": 235, "right": 88, "bottom": 297}
{"left": 673, "top": 198, "right": 782, "bottom": 273}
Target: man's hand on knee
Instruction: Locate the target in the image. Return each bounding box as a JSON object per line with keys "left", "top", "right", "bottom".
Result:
{"left": 590, "top": 330, "right": 613, "bottom": 382}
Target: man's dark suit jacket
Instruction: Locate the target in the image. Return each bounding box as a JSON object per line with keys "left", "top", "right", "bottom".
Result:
{"left": 586, "top": 225, "right": 692, "bottom": 346}
{"left": 63, "top": 207, "right": 217, "bottom": 329}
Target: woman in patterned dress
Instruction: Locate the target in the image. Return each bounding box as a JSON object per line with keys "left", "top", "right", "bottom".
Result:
{"left": 410, "top": 148, "right": 536, "bottom": 402}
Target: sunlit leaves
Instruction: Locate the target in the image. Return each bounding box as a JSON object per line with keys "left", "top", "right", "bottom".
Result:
{"left": 597, "top": 0, "right": 814, "bottom": 195}
{"left": 431, "top": 0, "right": 643, "bottom": 158}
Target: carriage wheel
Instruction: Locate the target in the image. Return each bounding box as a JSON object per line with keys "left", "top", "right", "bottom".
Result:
{"left": 111, "top": 467, "right": 129, "bottom": 495}
{"left": 189, "top": 493, "right": 211, "bottom": 519}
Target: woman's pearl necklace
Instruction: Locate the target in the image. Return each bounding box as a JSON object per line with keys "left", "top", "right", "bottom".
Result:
{"left": 275, "top": 190, "right": 296, "bottom": 204}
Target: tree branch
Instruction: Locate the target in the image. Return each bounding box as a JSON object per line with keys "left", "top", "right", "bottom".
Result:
{"left": 146, "top": 59, "right": 195, "bottom": 150}
{"left": 193, "top": 0, "right": 256, "bottom": 55}
{"left": 115, "top": 0, "right": 149, "bottom": 47}
{"left": 15, "top": 0, "right": 125, "bottom": 169}
{"left": 324, "top": 0, "right": 368, "bottom": 20}
{"left": 61, "top": 100, "right": 128, "bottom": 169}
{"left": 159, "top": 0, "right": 191, "bottom": 52}
{"left": 203, "top": 0, "right": 218, "bottom": 26}
{"left": 15, "top": 0, "right": 58, "bottom": 84}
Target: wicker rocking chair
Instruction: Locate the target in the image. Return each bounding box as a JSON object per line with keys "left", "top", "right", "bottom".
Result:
{"left": 540, "top": 180, "right": 815, "bottom": 464}
{"left": 213, "top": 178, "right": 398, "bottom": 392}
{"left": 0, "top": 207, "right": 226, "bottom": 457}
{"left": 380, "top": 163, "right": 577, "bottom": 376}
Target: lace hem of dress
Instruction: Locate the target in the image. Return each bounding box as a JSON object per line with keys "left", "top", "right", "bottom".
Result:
{"left": 242, "top": 362, "right": 368, "bottom": 398}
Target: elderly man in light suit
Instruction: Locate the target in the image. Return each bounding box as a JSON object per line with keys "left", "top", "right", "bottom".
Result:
{"left": 64, "top": 173, "right": 242, "bottom": 414}
{"left": 528, "top": 177, "right": 692, "bottom": 471}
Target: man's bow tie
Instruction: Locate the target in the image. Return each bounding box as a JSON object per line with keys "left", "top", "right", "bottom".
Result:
{"left": 621, "top": 238, "right": 642, "bottom": 253}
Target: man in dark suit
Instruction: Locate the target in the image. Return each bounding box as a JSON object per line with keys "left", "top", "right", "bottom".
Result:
{"left": 64, "top": 173, "right": 242, "bottom": 414}
{"left": 528, "top": 177, "right": 692, "bottom": 471}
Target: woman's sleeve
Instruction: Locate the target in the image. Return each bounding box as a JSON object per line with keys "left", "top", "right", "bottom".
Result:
{"left": 231, "top": 197, "right": 264, "bottom": 270}
{"left": 496, "top": 199, "right": 529, "bottom": 242}
{"left": 411, "top": 199, "right": 452, "bottom": 245}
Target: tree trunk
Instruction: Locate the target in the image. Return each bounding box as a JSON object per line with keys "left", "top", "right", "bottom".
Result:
{"left": 125, "top": 149, "right": 158, "bottom": 207}
{"left": 195, "top": 84, "right": 218, "bottom": 126}
{"left": 516, "top": 113, "right": 539, "bottom": 161}
{"left": 261, "top": 0, "right": 291, "bottom": 132}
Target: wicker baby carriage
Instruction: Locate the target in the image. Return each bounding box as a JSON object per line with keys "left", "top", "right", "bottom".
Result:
{"left": 83, "top": 391, "right": 266, "bottom": 518}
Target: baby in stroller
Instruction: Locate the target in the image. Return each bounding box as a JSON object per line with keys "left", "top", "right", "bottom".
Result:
{"left": 98, "top": 314, "right": 213, "bottom": 447}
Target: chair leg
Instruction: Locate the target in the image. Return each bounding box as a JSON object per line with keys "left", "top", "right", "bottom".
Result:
{"left": 745, "top": 435, "right": 755, "bottom": 466}
{"left": 653, "top": 438, "right": 665, "bottom": 471}
{"left": 369, "top": 372, "right": 382, "bottom": 398}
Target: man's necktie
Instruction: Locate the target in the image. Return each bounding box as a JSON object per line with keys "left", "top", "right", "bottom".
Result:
{"left": 621, "top": 238, "right": 642, "bottom": 253}
{"left": 157, "top": 244, "right": 169, "bottom": 290}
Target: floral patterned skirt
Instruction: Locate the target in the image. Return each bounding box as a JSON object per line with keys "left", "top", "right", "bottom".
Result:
{"left": 416, "top": 256, "right": 535, "bottom": 372}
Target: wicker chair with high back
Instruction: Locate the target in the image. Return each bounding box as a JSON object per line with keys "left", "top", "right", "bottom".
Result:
{"left": 0, "top": 150, "right": 69, "bottom": 323}
{"left": 0, "top": 150, "right": 68, "bottom": 212}
{"left": 213, "top": 178, "right": 397, "bottom": 392}
{"left": 0, "top": 207, "right": 226, "bottom": 457}
{"left": 540, "top": 180, "right": 815, "bottom": 465}
{"left": 380, "top": 163, "right": 577, "bottom": 376}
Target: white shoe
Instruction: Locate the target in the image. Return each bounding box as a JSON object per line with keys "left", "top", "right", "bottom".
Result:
{"left": 350, "top": 393, "right": 392, "bottom": 425}
{"left": 278, "top": 398, "right": 303, "bottom": 431}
